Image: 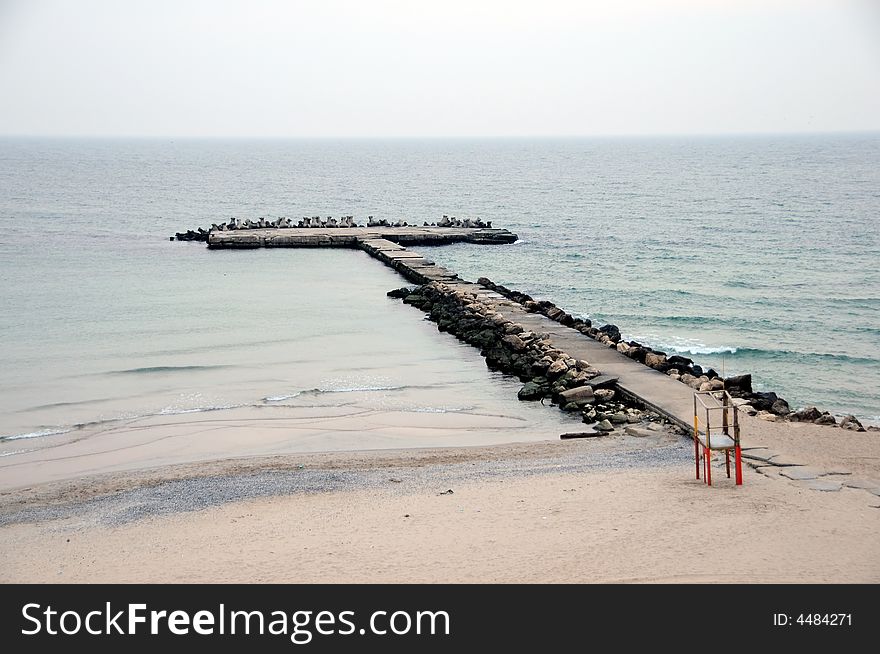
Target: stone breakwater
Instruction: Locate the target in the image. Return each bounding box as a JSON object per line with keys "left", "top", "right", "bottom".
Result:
{"left": 388, "top": 283, "right": 664, "bottom": 435}
{"left": 475, "top": 277, "right": 868, "bottom": 432}
{"left": 171, "top": 215, "right": 493, "bottom": 241}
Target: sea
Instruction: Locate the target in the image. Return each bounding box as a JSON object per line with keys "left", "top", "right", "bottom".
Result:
{"left": 1, "top": 135, "right": 878, "bottom": 449}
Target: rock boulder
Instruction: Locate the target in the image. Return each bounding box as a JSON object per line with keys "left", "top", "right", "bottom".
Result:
{"left": 517, "top": 382, "right": 546, "bottom": 401}
{"left": 814, "top": 413, "right": 837, "bottom": 426}
{"left": 790, "top": 406, "right": 822, "bottom": 422}
{"left": 724, "top": 374, "right": 753, "bottom": 395}
{"left": 840, "top": 415, "right": 865, "bottom": 432}
{"left": 557, "top": 386, "right": 595, "bottom": 406}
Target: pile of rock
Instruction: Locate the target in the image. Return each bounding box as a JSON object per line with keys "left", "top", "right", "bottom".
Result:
{"left": 173, "top": 214, "right": 497, "bottom": 239}
{"left": 389, "top": 282, "right": 597, "bottom": 393}
{"left": 221, "top": 216, "right": 361, "bottom": 230}
{"left": 368, "top": 217, "right": 400, "bottom": 227}
{"left": 584, "top": 400, "right": 648, "bottom": 433}
{"left": 787, "top": 406, "right": 866, "bottom": 431}
{"left": 388, "top": 282, "right": 657, "bottom": 429}
{"left": 173, "top": 217, "right": 361, "bottom": 238}
{"left": 427, "top": 216, "right": 491, "bottom": 228}
{"left": 171, "top": 228, "right": 209, "bottom": 242}
{"left": 474, "top": 276, "right": 866, "bottom": 430}
{"left": 368, "top": 215, "right": 491, "bottom": 228}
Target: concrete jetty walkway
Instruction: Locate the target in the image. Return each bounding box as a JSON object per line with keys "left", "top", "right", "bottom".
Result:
{"left": 206, "top": 225, "right": 699, "bottom": 430}
{"left": 442, "top": 279, "right": 698, "bottom": 431}
{"left": 358, "top": 238, "right": 699, "bottom": 431}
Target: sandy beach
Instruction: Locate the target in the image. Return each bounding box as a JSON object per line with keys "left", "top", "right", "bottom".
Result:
{"left": 1, "top": 413, "right": 878, "bottom": 584}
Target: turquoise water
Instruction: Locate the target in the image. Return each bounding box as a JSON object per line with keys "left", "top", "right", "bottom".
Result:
{"left": 0, "top": 135, "right": 878, "bottom": 443}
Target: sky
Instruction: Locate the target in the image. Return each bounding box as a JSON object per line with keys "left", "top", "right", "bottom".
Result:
{"left": 0, "top": 0, "right": 878, "bottom": 138}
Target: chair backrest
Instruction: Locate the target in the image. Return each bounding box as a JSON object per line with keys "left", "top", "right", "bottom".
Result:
{"left": 693, "top": 389, "right": 740, "bottom": 449}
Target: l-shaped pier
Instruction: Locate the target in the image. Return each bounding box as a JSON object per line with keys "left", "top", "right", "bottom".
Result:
{"left": 204, "top": 225, "right": 702, "bottom": 430}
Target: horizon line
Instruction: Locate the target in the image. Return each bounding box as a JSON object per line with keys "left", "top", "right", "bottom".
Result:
{"left": 1, "top": 128, "right": 879, "bottom": 141}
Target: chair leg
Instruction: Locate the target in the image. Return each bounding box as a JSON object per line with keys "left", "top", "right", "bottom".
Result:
{"left": 726, "top": 450, "right": 731, "bottom": 478}
{"left": 705, "top": 447, "right": 712, "bottom": 486}
{"left": 702, "top": 447, "right": 707, "bottom": 484}
{"left": 735, "top": 445, "right": 743, "bottom": 485}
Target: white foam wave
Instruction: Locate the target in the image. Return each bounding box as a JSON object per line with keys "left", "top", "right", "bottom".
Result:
{"left": 0, "top": 449, "right": 34, "bottom": 457}
{"left": 627, "top": 332, "right": 738, "bottom": 356}
{"left": 263, "top": 392, "right": 302, "bottom": 402}
{"left": 264, "top": 385, "right": 403, "bottom": 403}
{"left": 157, "top": 404, "right": 242, "bottom": 416}
{"left": 0, "top": 428, "right": 72, "bottom": 442}
{"left": 327, "top": 385, "right": 403, "bottom": 393}
{"left": 407, "top": 406, "right": 470, "bottom": 414}
{"left": 667, "top": 345, "right": 738, "bottom": 355}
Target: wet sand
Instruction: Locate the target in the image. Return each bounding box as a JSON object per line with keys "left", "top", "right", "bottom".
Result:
{"left": 0, "top": 402, "right": 580, "bottom": 491}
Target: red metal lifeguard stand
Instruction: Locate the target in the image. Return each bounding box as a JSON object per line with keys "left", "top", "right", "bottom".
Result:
{"left": 693, "top": 389, "right": 743, "bottom": 486}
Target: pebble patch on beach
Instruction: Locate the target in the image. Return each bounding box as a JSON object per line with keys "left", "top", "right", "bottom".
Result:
{"left": 0, "top": 438, "right": 689, "bottom": 528}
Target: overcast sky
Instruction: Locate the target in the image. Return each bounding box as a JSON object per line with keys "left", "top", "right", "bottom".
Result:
{"left": 1, "top": 0, "right": 878, "bottom": 137}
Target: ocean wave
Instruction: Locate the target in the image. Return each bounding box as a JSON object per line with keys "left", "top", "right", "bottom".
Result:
{"left": 263, "top": 385, "right": 406, "bottom": 403}
{"left": 24, "top": 399, "right": 109, "bottom": 412}
{"left": 157, "top": 404, "right": 243, "bottom": 416}
{"left": 5, "top": 385, "right": 417, "bottom": 445}
{"left": 6, "top": 404, "right": 248, "bottom": 443}
{"left": 723, "top": 279, "right": 758, "bottom": 289}
{"left": 723, "top": 279, "right": 809, "bottom": 290}
{"left": 22, "top": 393, "right": 153, "bottom": 412}
{"left": 623, "top": 314, "right": 786, "bottom": 331}
{"left": 263, "top": 392, "right": 303, "bottom": 402}
{"left": 827, "top": 297, "right": 880, "bottom": 307}
{"left": 731, "top": 348, "right": 877, "bottom": 365}
{"left": 663, "top": 345, "right": 738, "bottom": 355}
{"left": 108, "top": 365, "right": 231, "bottom": 375}
{"left": 0, "top": 428, "right": 71, "bottom": 442}
{"left": 68, "top": 403, "right": 247, "bottom": 426}
{"left": 628, "top": 333, "right": 738, "bottom": 357}
{"left": 147, "top": 337, "right": 298, "bottom": 358}
{"left": 638, "top": 340, "right": 876, "bottom": 366}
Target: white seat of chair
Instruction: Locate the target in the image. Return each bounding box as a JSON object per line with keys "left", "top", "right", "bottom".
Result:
{"left": 696, "top": 431, "right": 736, "bottom": 450}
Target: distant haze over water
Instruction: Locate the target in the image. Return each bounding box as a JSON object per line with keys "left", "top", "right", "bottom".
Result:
{"left": 0, "top": 135, "right": 878, "bottom": 444}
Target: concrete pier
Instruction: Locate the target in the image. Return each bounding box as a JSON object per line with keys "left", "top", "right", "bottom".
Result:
{"left": 207, "top": 226, "right": 518, "bottom": 249}
{"left": 406, "top": 275, "right": 698, "bottom": 431}
{"left": 203, "top": 225, "right": 701, "bottom": 431}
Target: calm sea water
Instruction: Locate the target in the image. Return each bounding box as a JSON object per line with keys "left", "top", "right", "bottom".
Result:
{"left": 0, "top": 135, "right": 878, "bottom": 444}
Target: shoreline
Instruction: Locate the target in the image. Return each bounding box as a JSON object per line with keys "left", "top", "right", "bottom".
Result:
{"left": 1, "top": 435, "right": 878, "bottom": 584}
{"left": 3, "top": 407, "right": 878, "bottom": 514}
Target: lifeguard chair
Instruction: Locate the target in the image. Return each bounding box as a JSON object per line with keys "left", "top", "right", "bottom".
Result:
{"left": 693, "top": 390, "right": 742, "bottom": 486}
